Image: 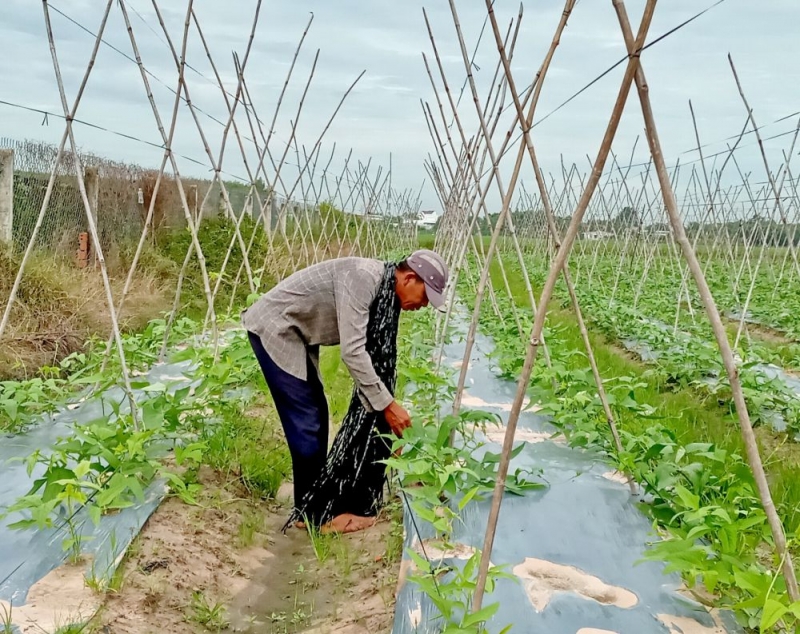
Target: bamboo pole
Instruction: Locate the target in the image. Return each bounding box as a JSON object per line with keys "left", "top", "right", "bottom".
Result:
{"left": 0, "top": 0, "right": 113, "bottom": 342}
{"left": 118, "top": 0, "right": 219, "bottom": 354}
{"left": 41, "top": 0, "right": 140, "bottom": 425}
{"left": 485, "top": 0, "right": 631, "bottom": 486}
{"left": 613, "top": 0, "right": 799, "bottom": 601}
{"left": 472, "top": 2, "right": 657, "bottom": 610}
{"left": 445, "top": 0, "right": 574, "bottom": 419}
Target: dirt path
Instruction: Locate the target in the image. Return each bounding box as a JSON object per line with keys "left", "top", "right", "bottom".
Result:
{"left": 95, "top": 470, "right": 400, "bottom": 634}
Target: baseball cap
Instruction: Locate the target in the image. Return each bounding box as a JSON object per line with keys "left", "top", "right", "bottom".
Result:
{"left": 406, "top": 249, "right": 449, "bottom": 310}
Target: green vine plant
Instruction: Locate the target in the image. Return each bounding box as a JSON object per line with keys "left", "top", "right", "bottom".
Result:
{"left": 386, "top": 309, "right": 547, "bottom": 633}
{"left": 0, "top": 315, "right": 201, "bottom": 433}
{"left": 460, "top": 259, "right": 800, "bottom": 633}
{"left": 0, "top": 321, "right": 259, "bottom": 566}
{"left": 407, "top": 549, "right": 514, "bottom": 634}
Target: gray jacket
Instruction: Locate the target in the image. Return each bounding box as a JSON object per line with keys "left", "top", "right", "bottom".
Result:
{"left": 241, "top": 257, "right": 392, "bottom": 412}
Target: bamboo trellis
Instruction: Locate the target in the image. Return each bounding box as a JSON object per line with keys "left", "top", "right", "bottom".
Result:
{"left": 423, "top": 0, "right": 800, "bottom": 612}
{"left": 1, "top": 1, "right": 421, "bottom": 416}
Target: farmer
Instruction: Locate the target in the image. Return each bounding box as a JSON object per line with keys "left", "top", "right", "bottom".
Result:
{"left": 241, "top": 249, "right": 448, "bottom": 534}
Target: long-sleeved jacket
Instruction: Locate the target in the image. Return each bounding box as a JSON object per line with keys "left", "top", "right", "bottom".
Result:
{"left": 241, "top": 257, "right": 392, "bottom": 411}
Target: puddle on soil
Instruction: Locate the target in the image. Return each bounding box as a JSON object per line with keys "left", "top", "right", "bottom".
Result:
{"left": 449, "top": 360, "right": 473, "bottom": 370}
{"left": 460, "top": 392, "right": 541, "bottom": 413}
{"left": 466, "top": 421, "right": 565, "bottom": 445}
{"left": 601, "top": 470, "right": 631, "bottom": 485}
{"left": 408, "top": 605, "right": 422, "bottom": 628}
{"left": 0, "top": 559, "right": 103, "bottom": 633}
{"left": 479, "top": 426, "right": 565, "bottom": 445}
{"left": 411, "top": 539, "right": 476, "bottom": 562}
{"left": 512, "top": 557, "right": 638, "bottom": 612}
{"left": 657, "top": 613, "right": 727, "bottom": 633}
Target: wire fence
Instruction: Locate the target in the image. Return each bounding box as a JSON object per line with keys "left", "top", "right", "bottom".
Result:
{"left": 0, "top": 137, "right": 221, "bottom": 257}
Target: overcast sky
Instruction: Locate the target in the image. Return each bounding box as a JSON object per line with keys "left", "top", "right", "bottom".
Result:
{"left": 1, "top": 0, "right": 798, "bottom": 214}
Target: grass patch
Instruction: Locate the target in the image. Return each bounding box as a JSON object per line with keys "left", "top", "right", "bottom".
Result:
{"left": 202, "top": 401, "right": 291, "bottom": 500}
{"left": 0, "top": 247, "right": 169, "bottom": 379}
{"left": 236, "top": 506, "right": 268, "bottom": 549}
{"left": 187, "top": 590, "right": 229, "bottom": 632}
{"left": 155, "top": 216, "right": 279, "bottom": 320}
{"left": 382, "top": 499, "right": 405, "bottom": 565}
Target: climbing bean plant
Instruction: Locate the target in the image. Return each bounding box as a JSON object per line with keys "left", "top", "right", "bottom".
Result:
{"left": 461, "top": 259, "right": 800, "bottom": 633}
{"left": 1, "top": 316, "right": 260, "bottom": 565}
{"left": 387, "top": 309, "right": 545, "bottom": 634}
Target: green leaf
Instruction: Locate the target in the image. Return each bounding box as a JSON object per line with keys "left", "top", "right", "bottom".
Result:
{"left": 760, "top": 598, "right": 789, "bottom": 631}
{"left": 674, "top": 484, "right": 700, "bottom": 510}
{"left": 88, "top": 504, "right": 102, "bottom": 526}
{"left": 461, "top": 603, "right": 499, "bottom": 628}
{"left": 458, "top": 486, "right": 481, "bottom": 511}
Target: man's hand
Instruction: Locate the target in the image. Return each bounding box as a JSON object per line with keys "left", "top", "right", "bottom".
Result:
{"left": 384, "top": 400, "right": 412, "bottom": 437}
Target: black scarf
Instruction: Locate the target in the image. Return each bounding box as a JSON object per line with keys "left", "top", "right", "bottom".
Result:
{"left": 284, "top": 262, "right": 401, "bottom": 529}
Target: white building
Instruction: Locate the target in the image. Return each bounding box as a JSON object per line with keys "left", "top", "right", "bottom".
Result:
{"left": 583, "top": 230, "right": 614, "bottom": 240}
{"left": 417, "top": 210, "right": 438, "bottom": 230}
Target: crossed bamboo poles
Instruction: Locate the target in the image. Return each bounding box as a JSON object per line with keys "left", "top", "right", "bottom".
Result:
{"left": 425, "top": 0, "right": 799, "bottom": 611}
{"left": 1, "top": 1, "right": 420, "bottom": 424}
{"left": 3, "top": 0, "right": 799, "bottom": 619}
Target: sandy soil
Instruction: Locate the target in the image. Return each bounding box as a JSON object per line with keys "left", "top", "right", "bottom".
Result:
{"left": 512, "top": 557, "right": 638, "bottom": 613}
{"left": 94, "top": 470, "right": 399, "bottom": 634}
{"left": 657, "top": 612, "right": 728, "bottom": 633}
{"left": 0, "top": 559, "right": 104, "bottom": 634}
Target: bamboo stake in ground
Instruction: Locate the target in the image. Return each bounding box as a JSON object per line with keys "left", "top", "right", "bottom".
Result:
{"left": 471, "top": 1, "right": 657, "bottom": 611}
{"left": 0, "top": 0, "right": 113, "bottom": 343}
{"left": 485, "top": 0, "right": 631, "bottom": 489}
{"left": 613, "top": 0, "right": 799, "bottom": 601}
{"left": 42, "top": 0, "right": 140, "bottom": 425}
{"left": 119, "top": 0, "right": 220, "bottom": 355}
{"left": 445, "top": 0, "right": 572, "bottom": 418}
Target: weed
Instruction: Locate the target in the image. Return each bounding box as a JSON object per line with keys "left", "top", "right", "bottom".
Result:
{"left": 53, "top": 625, "right": 88, "bottom": 634}
{"left": 84, "top": 558, "right": 125, "bottom": 595}
{"left": 236, "top": 507, "right": 266, "bottom": 548}
{"left": 0, "top": 602, "right": 12, "bottom": 634}
{"left": 332, "top": 537, "right": 356, "bottom": 579}
{"left": 382, "top": 500, "right": 405, "bottom": 565}
{"left": 305, "top": 521, "right": 336, "bottom": 563}
{"left": 187, "top": 591, "right": 229, "bottom": 632}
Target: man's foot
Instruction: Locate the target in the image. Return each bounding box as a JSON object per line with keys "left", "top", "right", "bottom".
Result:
{"left": 320, "top": 513, "right": 376, "bottom": 535}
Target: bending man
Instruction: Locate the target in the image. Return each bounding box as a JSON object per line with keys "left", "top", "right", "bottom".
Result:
{"left": 242, "top": 249, "right": 448, "bottom": 534}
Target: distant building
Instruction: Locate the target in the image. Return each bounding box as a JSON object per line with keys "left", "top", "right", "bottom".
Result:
{"left": 583, "top": 230, "right": 614, "bottom": 240}
{"left": 417, "top": 210, "right": 438, "bottom": 230}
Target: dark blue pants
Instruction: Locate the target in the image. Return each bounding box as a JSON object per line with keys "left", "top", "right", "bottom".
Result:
{"left": 247, "top": 332, "right": 329, "bottom": 512}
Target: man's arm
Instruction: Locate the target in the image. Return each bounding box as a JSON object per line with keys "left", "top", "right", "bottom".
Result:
{"left": 336, "top": 267, "right": 394, "bottom": 412}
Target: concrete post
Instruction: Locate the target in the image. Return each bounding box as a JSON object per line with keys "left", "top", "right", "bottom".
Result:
{"left": 84, "top": 166, "right": 99, "bottom": 265}
{"left": 218, "top": 189, "right": 225, "bottom": 219}
{"left": 190, "top": 185, "right": 198, "bottom": 225}
{"left": 0, "top": 149, "right": 13, "bottom": 245}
